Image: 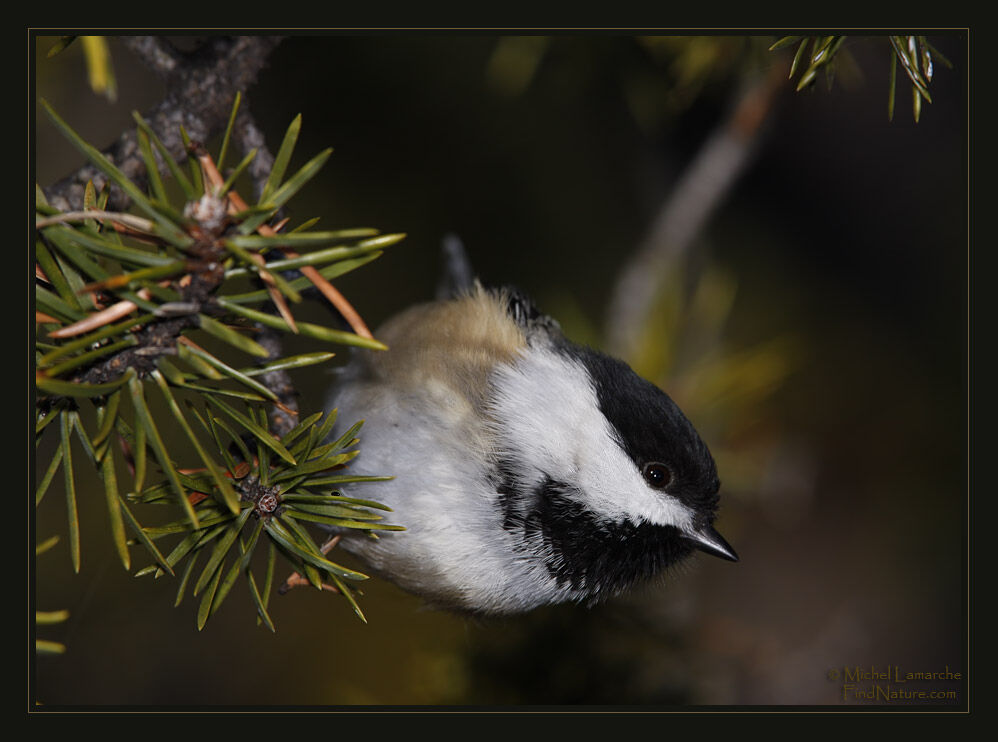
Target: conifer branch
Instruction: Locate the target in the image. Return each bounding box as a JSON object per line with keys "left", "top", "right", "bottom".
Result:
{"left": 36, "top": 88, "right": 403, "bottom": 627}
{"left": 44, "top": 35, "right": 284, "bottom": 213}
{"left": 119, "top": 35, "right": 183, "bottom": 78}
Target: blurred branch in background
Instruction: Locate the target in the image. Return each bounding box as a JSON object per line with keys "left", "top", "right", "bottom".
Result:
{"left": 605, "top": 41, "right": 810, "bottom": 523}
{"left": 605, "top": 60, "right": 785, "bottom": 362}
{"left": 602, "top": 33, "right": 953, "bottom": 516}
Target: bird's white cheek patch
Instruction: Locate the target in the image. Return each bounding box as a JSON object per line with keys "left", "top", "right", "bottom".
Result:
{"left": 490, "top": 347, "right": 695, "bottom": 531}
{"left": 577, "top": 447, "right": 695, "bottom": 530}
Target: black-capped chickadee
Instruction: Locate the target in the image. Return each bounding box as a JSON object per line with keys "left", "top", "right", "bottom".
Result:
{"left": 329, "top": 255, "right": 737, "bottom": 615}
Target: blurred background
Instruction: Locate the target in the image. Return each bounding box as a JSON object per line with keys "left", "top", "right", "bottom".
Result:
{"left": 33, "top": 33, "right": 967, "bottom": 707}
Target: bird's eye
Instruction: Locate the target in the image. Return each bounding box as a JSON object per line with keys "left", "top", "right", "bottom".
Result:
{"left": 642, "top": 462, "right": 672, "bottom": 489}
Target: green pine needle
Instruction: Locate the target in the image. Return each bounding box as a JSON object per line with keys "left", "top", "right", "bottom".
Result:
{"left": 100, "top": 447, "right": 131, "bottom": 570}
{"left": 261, "top": 114, "right": 302, "bottom": 203}
{"left": 132, "top": 111, "right": 197, "bottom": 201}
{"left": 59, "top": 414, "right": 80, "bottom": 573}
{"left": 216, "top": 91, "right": 242, "bottom": 173}
{"left": 204, "top": 396, "right": 297, "bottom": 465}
{"left": 239, "top": 148, "right": 333, "bottom": 234}
{"left": 128, "top": 374, "right": 200, "bottom": 528}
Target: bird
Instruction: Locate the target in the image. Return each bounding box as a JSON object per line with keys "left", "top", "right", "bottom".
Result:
{"left": 327, "top": 243, "right": 737, "bottom": 616}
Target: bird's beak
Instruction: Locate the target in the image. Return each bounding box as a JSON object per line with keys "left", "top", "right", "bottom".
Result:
{"left": 683, "top": 525, "right": 739, "bottom": 562}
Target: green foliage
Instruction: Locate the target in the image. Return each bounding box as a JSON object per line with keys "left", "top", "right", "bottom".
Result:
{"left": 771, "top": 35, "right": 952, "bottom": 122}
{"left": 131, "top": 406, "right": 401, "bottom": 628}
{"left": 35, "top": 101, "right": 405, "bottom": 629}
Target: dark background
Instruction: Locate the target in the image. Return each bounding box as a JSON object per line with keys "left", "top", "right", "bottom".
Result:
{"left": 33, "top": 33, "right": 967, "bottom": 707}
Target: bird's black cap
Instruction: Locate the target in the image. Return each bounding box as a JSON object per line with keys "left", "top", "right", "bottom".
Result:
{"left": 563, "top": 343, "right": 722, "bottom": 520}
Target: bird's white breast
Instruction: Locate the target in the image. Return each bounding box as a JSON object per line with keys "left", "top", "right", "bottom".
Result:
{"left": 327, "top": 289, "right": 571, "bottom": 612}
